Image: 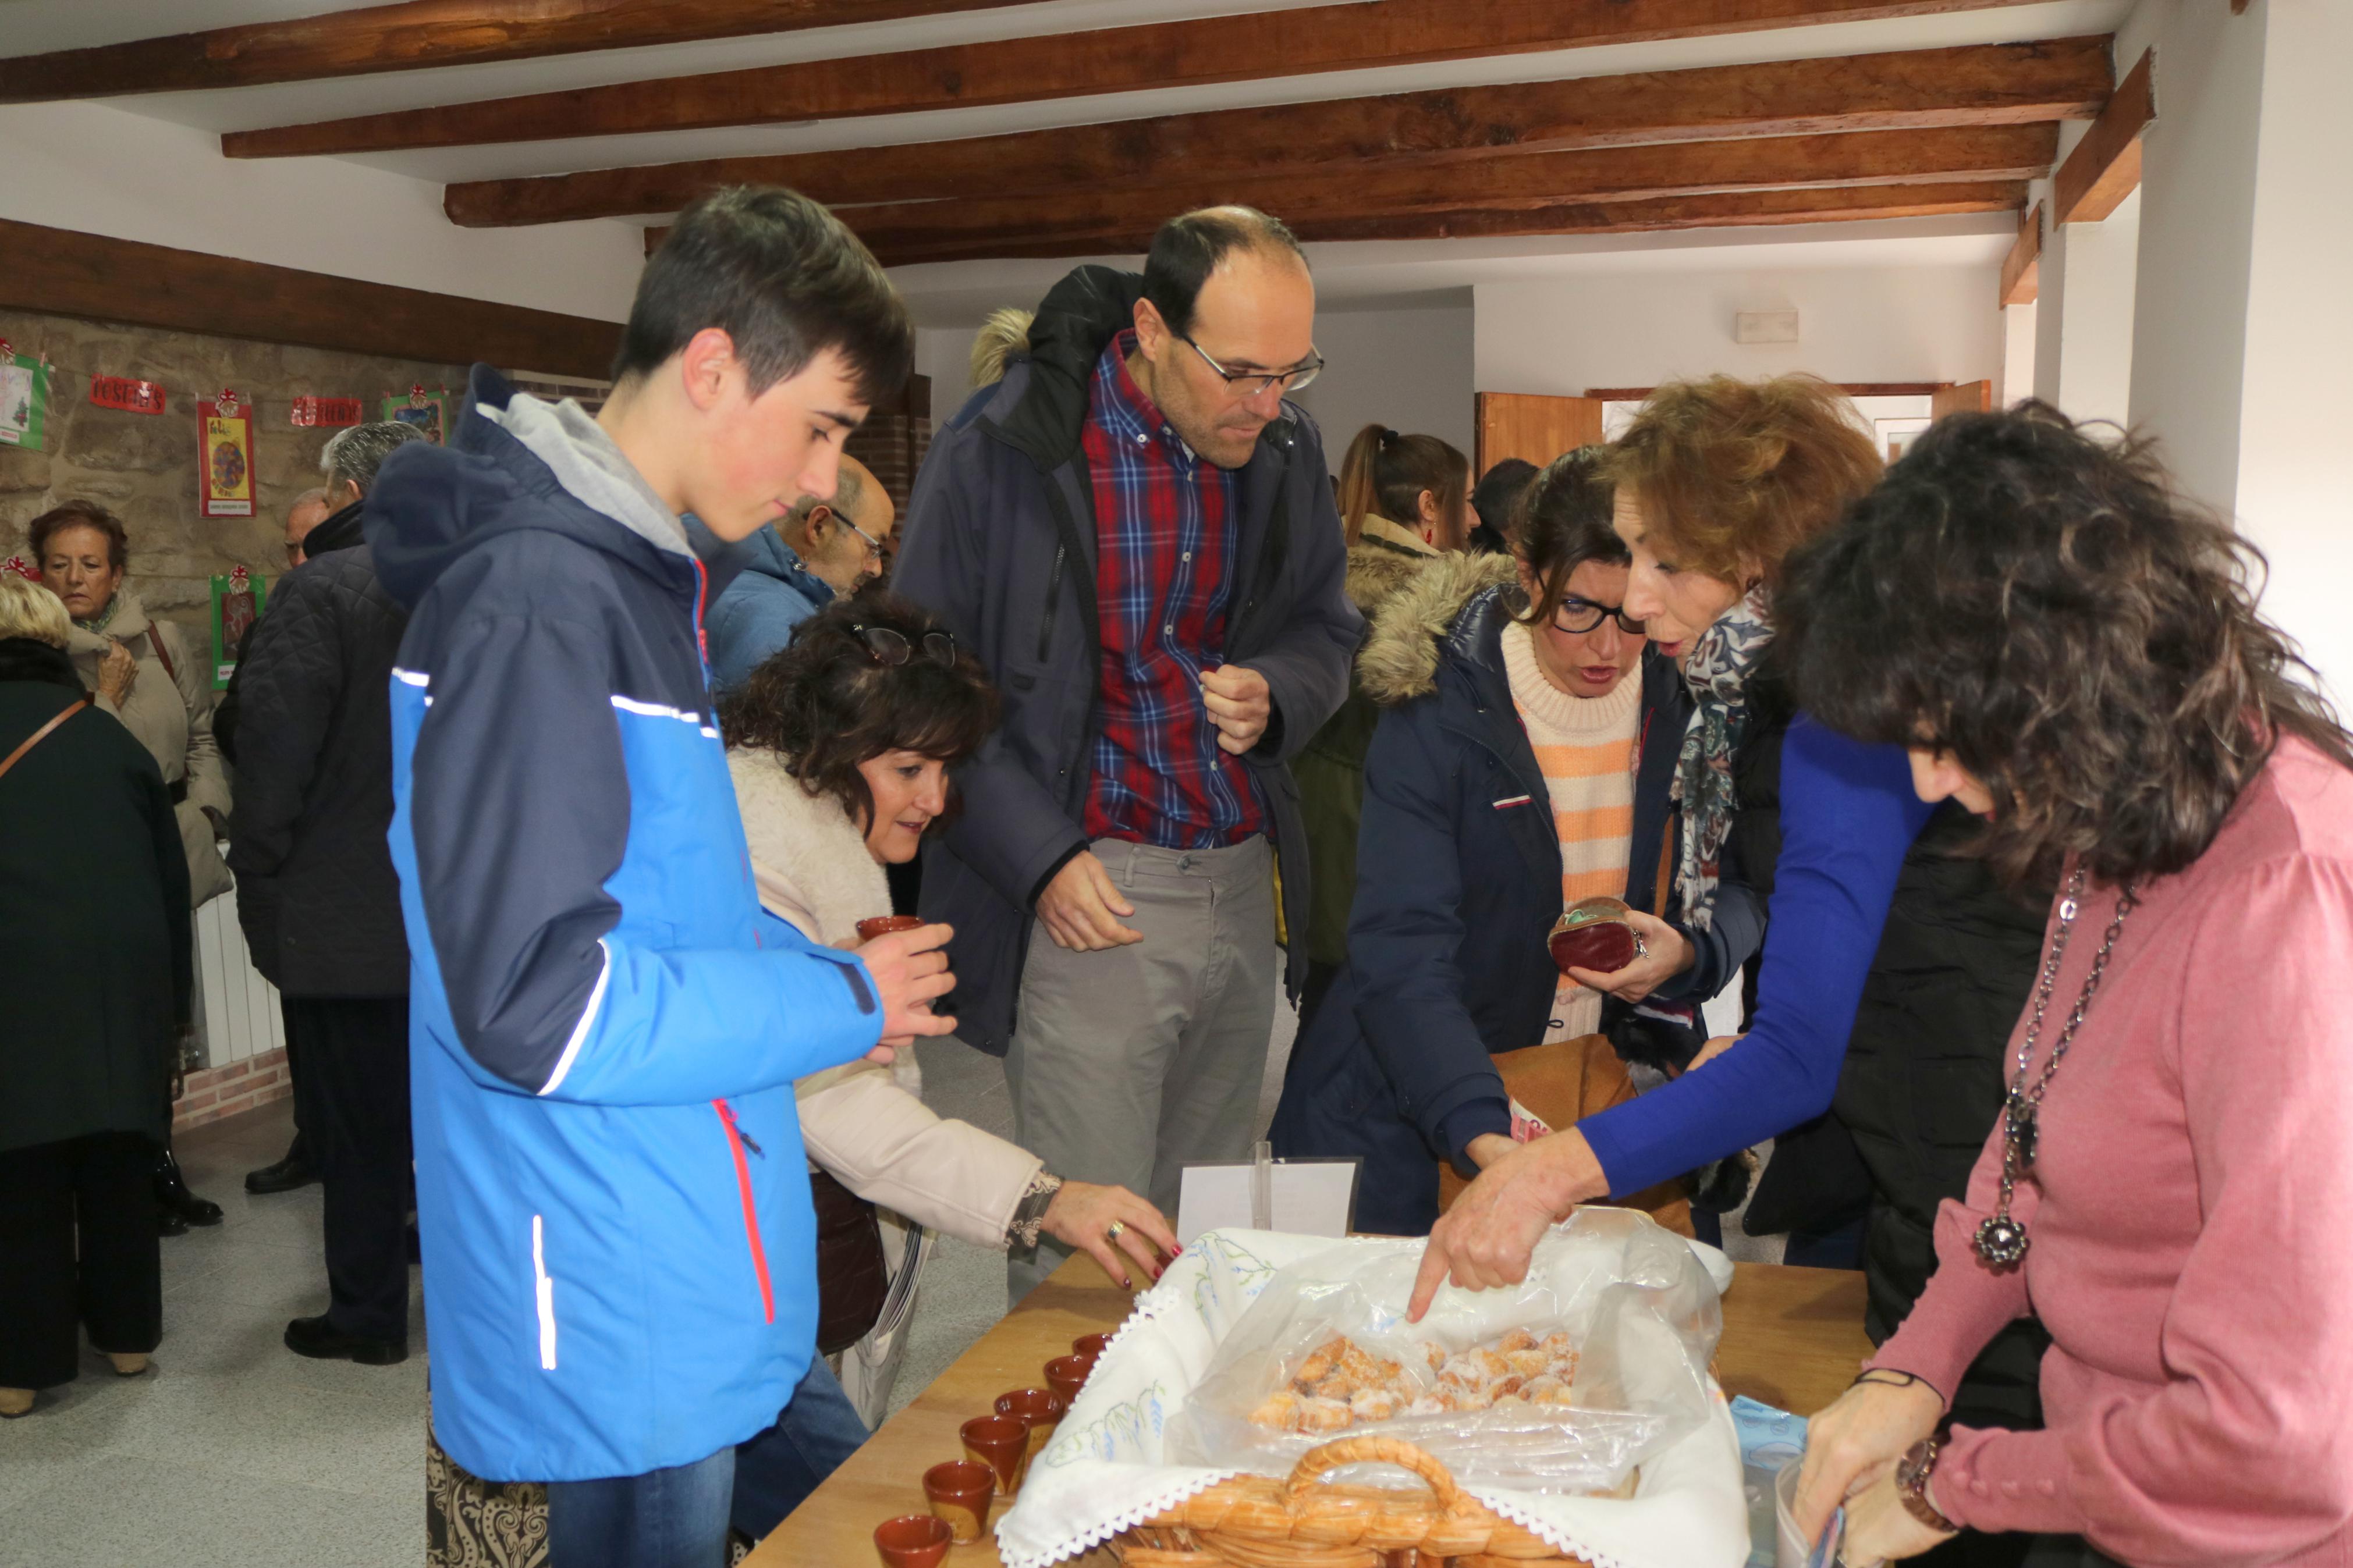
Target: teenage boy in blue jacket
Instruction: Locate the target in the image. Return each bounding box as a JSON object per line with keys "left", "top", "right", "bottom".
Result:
{"left": 367, "top": 187, "right": 955, "bottom": 1566}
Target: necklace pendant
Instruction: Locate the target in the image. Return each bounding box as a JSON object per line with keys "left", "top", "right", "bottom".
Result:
{"left": 2006, "top": 1103, "right": 2040, "bottom": 1172}
{"left": 1973, "top": 1214, "right": 2031, "bottom": 1269}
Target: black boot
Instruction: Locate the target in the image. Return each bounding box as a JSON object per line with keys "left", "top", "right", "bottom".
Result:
{"left": 245, "top": 1134, "right": 318, "bottom": 1195}
{"left": 284, "top": 1314, "right": 407, "bottom": 1366}
{"left": 154, "top": 1146, "right": 224, "bottom": 1227}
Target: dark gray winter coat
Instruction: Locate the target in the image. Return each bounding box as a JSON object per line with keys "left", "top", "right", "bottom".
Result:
{"left": 891, "top": 265, "right": 1362, "bottom": 1053}
{"left": 226, "top": 502, "right": 410, "bottom": 996}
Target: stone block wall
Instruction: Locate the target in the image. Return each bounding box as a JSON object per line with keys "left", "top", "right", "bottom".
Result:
{"left": 0, "top": 304, "right": 468, "bottom": 642}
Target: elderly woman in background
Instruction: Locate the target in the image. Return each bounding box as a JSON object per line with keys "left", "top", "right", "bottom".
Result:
{"left": 1784, "top": 407, "right": 2353, "bottom": 1567}
{"left": 0, "top": 574, "right": 189, "bottom": 1417}
{"left": 31, "top": 499, "right": 227, "bottom": 1232}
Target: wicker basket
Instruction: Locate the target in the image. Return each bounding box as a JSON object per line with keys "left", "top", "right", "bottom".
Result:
{"left": 1109, "top": 1435, "right": 1615, "bottom": 1567}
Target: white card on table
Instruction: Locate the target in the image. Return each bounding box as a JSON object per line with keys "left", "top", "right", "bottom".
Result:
{"left": 1176, "top": 1157, "right": 1359, "bottom": 1247}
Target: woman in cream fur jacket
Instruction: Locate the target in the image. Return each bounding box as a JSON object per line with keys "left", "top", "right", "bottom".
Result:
{"left": 720, "top": 592, "right": 1177, "bottom": 1534}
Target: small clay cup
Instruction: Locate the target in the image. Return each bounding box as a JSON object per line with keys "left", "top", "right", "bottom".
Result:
{"left": 874, "top": 1513, "right": 952, "bottom": 1568}
{"left": 960, "top": 1412, "right": 1031, "bottom": 1495}
{"left": 922, "top": 1459, "right": 995, "bottom": 1545}
{"left": 1071, "top": 1332, "right": 1113, "bottom": 1363}
{"left": 995, "top": 1388, "right": 1067, "bottom": 1459}
{"left": 1044, "top": 1354, "right": 1092, "bottom": 1408}
{"left": 856, "top": 914, "right": 926, "bottom": 943}
{"left": 1549, "top": 895, "right": 1640, "bottom": 975}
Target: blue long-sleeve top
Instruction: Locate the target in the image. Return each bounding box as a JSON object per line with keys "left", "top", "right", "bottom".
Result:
{"left": 1579, "top": 717, "right": 1935, "bottom": 1196}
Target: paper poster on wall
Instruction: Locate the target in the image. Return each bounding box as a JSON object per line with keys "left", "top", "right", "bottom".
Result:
{"left": 2, "top": 556, "right": 39, "bottom": 582}
{"left": 210, "top": 566, "right": 268, "bottom": 688}
{"left": 383, "top": 385, "right": 447, "bottom": 444}
{"left": 90, "top": 375, "right": 167, "bottom": 415}
{"left": 198, "top": 390, "right": 255, "bottom": 517}
{"left": 0, "top": 346, "right": 49, "bottom": 450}
{"left": 290, "top": 396, "right": 364, "bottom": 428}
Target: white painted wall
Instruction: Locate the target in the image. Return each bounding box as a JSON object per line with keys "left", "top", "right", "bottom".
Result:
{"left": 1472, "top": 264, "right": 2003, "bottom": 396}
{"left": 2036, "top": 187, "right": 2140, "bottom": 428}
{"left": 0, "top": 100, "right": 644, "bottom": 323}
{"left": 2001, "top": 298, "right": 2039, "bottom": 406}
{"left": 1289, "top": 298, "right": 1477, "bottom": 476}
{"left": 909, "top": 298, "right": 1478, "bottom": 480}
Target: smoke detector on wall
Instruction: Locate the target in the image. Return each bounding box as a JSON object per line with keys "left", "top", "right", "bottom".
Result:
{"left": 1734, "top": 310, "right": 1800, "bottom": 345}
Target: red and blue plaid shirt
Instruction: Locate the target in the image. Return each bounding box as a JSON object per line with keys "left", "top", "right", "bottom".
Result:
{"left": 1079, "top": 331, "right": 1267, "bottom": 848}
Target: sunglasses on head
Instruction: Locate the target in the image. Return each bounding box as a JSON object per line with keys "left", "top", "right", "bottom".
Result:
{"left": 853, "top": 624, "right": 956, "bottom": 669}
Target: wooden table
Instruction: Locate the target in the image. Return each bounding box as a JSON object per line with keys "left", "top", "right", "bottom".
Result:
{"left": 747, "top": 1254, "right": 1873, "bottom": 1567}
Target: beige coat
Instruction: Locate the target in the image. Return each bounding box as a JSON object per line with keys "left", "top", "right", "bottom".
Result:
{"left": 65, "top": 589, "right": 233, "bottom": 905}
{"left": 727, "top": 747, "right": 1042, "bottom": 1249}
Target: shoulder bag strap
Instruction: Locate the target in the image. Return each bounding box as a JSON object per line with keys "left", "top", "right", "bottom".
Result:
{"left": 145, "top": 626, "right": 180, "bottom": 685}
{"left": 0, "top": 698, "right": 91, "bottom": 782}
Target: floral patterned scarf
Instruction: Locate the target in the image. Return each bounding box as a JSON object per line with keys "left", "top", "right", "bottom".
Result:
{"left": 1671, "top": 587, "right": 1774, "bottom": 930}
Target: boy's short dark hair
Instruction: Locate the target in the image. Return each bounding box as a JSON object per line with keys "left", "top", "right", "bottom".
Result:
{"left": 616, "top": 186, "right": 914, "bottom": 408}
{"left": 1142, "top": 206, "right": 1307, "bottom": 340}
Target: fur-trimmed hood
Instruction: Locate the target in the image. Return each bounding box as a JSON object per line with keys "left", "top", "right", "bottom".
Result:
{"left": 1356, "top": 550, "right": 1519, "bottom": 707}
{"left": 1343, "top": 539, "right": 1429, "bottom": 618}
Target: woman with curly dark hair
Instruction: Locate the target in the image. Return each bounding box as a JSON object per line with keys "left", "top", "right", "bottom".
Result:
{"left": 1786, "top": 406, "right": 2353, "bottom": 1568}
{"left": 721, "top": 590, "right": 1174, "bottom": 1538}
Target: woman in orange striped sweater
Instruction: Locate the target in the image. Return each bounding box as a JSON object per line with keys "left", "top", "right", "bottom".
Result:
{"left": 1270, "top": 450, "right": 1737, "bottom": 1235}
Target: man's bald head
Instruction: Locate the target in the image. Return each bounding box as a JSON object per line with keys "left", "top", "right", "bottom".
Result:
{"left": 285, "top": 487, "right": 332, "bottom": 567}
{"left": 779, "top": 453, "right": 896, "bottom": 594}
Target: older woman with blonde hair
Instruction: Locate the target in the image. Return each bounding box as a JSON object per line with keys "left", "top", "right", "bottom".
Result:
{"left": 0, "top": 573, "right": 190, "bottom": 1416}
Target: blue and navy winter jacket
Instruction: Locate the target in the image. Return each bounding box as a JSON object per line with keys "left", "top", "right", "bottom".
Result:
{"left": 704, "top": 525, "right": 835, "bottom": 692}
{"left": 367, "top": 364, "right": 883, "bottom": 1484}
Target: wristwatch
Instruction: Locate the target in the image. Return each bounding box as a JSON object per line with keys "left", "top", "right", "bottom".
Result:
{"left": 1894, "top": 1433, "right": 1958, "bottom": 1535}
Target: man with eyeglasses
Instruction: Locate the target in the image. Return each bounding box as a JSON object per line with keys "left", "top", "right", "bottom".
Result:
{"left": 705, "top": 453, "right": 896, "bottom": 691}
{"left": 895, "top": 205, "right": 1361, "bottom": 1303}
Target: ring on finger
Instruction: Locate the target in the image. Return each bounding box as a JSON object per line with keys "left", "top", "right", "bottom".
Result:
{"left": 1106, "top": 1220, "right": 1126, "bottom": 1245}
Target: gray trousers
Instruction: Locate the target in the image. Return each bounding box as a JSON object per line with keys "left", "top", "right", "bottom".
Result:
{"left": 1004, "top": 835, "right": 1277, "bottom": 1302}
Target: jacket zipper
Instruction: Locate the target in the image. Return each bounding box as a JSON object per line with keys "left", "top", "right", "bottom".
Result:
{"left": 714, "top": 1099, "right": 775, "bottom": 1324}
{"left": 690, "top": 556, "right": 713, "bottom": 687}
{"left": 1036, "top": 544, "right": 1066, "bottom": 663}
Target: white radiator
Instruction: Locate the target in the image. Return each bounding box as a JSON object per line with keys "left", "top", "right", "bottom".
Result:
{"left": 192, "top": 872, "right": 284, "bottom": 1069}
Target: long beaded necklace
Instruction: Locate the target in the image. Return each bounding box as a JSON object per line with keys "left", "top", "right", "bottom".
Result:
{"left": 1972, "top": 865, "right": 2141, "bottom": 1269}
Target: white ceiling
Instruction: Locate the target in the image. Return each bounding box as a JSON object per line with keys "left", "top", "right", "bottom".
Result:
{"left": 0, "top": 0, "right": 2111, "bottom": 318}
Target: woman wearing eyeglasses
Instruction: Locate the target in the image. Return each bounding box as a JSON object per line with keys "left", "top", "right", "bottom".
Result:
{"left": 1269, "top": 448, "right": 1717, "bottom": 1236}
{"left": 718, "top": 590, "right": 1176, "bottom": 1538}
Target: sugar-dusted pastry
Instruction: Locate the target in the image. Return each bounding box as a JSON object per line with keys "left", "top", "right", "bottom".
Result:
{"left": 1248, "top": 1391, "right": 1300, "bottom": 1429}
{"left": 1294, "top": 1335, "right": 1352, "bottom": 1388}
{"left": 1504, "top": 1348, "right": 1552, "bottom": 1379}
{"left": 1350, "top": 1389, "right": 1400, "bottom": 1423}
{"left": 1297, "top": 1396, "right": 1355, "bottom": 1434}
{"left": 1497, "top": 1328, "right": 1538, "bottom": 1355}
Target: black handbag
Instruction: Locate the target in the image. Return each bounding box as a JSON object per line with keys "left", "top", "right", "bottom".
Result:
{"left": 810, "top": 1167, "right": 888, "bottom": 1356}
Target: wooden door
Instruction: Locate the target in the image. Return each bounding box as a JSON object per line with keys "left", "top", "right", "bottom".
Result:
{"left": 1476, "top": 392, "right": 1605, "bottom": 474}
{"left": 1930, "top": 380, "right": 1992, "bottom": 419}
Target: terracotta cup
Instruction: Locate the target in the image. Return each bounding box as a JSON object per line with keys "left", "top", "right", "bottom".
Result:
{"left": 1071, "top": 1332, "right": 1113, "bottom": 1364}
{"left": 1044, "top": 1354, "right": 1092, "bottom": 1408}
{"left": 921, "top": 1459, "right": 995, "bottom": 1545}
{"left": 995, "top": 1388, "right": 1067, "bottom": 1460}
{"left": 874, "top": 1513, "right": 952, "bottom": 1568}
{"left": 1549, "top": 895, "right": 1640, "bottom": 975}
{"left": 856, "top": 914, "right": 926, "bottom": 943}
{"left": 960, "top": 1413, "right": 1031, "bottom": 1495}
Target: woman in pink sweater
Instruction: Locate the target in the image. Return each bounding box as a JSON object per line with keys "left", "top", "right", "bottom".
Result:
{"left": 1775, "top": 404, "right": 2353, "bottom": 1567}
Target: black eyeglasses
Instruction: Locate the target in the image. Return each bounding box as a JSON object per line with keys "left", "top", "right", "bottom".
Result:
{"left": 853, "top": 624, "right": 956, "bottom": 668}
{"left": 1552, "top": 596, "right": 1645, "bottom": 637}
{"left": 1179, "top": 332, "right": 1325, "bottom": 396}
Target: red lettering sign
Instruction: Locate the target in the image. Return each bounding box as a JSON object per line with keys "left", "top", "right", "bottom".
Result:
{"left": 90, "top": 375, "right": 166, "bottom": 414}
{"left": 289, "top": 396, "right": 364, "bottom": 428}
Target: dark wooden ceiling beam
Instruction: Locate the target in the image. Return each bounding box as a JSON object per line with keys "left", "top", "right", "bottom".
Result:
{"left": 2053, "top": 47, "right": 2154, "bottom": 223}
{"left": 449, "top": 36, "right": 2106, "bottom": 227}
{"left": 224, "top": 0, "right": 2054, "bottom": 159}
{"left": 1999, "top": 200, "right": 2042, "bottom": 304}
{"left": 836, "top": 125, "right": 2054, "bottom": 257}
{"left": 0, "top": 1, "right": 1035, "bottom": 103}
{"left": 0, "top": 218, "right": 619, "bottom": 379}
{"left": 861, "top": 180, "right": 2030, "bottom": 267}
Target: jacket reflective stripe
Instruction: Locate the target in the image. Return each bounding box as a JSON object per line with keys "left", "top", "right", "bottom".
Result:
{"left": 537, "top": 938, "right": 611, "bottom": 1096}
{"left": 609, "top": 692, "right": 719, "bottom": 738}
{"left": 531, "top": 1214, "right": 558, "bottom": 1371}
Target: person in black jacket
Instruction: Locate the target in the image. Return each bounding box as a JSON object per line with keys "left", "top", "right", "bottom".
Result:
{"left": 228, "top": 419, "right": 427, "bottom": 1365}
{"left": 1269, "top": 458, "right": 1726, "bottom": 1235}
{"left": 0, "top": 575, "right": 189, "bottom": 1416}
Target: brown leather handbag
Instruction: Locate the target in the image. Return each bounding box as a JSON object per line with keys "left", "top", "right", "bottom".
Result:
{"left": 810, "top": 1167, "right": 889, "bottom": 1356}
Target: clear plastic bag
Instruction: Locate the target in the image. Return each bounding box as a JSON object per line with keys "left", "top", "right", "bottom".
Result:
{"left": 1163, "top": 1208, "right": 1722, "bottom": 1494}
